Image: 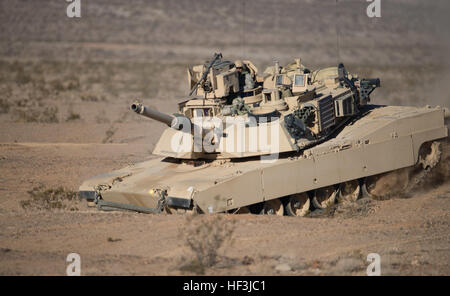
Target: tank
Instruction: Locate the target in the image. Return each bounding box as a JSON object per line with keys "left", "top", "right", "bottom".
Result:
{"left": 78, "top": 54, "right": 448, "bottom": 216}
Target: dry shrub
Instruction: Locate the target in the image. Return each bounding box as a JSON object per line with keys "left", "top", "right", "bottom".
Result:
{"left": 180, "top": 215, "right": 235, "bottom": 272}
{"left": 20, "top": 185, "right": 79, "bottom": 211}
{"left": 15, "top": 66, "right": 32, "bottom": 85}
{"left": 81, "top": 93, "right": 106, "bottom": 102}
{"left": 66, "top": 109, "right": 81, "bottom": 121}
{"left": 49, "top": 77, "right": 80, "bottom": 93}
{"left": 12, "top": 98, "right": 59, "bottom": 123}
{"left": 102, "top": 125, "right": 118, "bottom": 143}
{"left": 0, "top": 98, "right": 11, "bottom": 114}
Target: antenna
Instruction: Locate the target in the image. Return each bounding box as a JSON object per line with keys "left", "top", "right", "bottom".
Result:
{"left": 242, "top": 0, "right": 246, "bottom": 59}
{"left": 335, "top": 0, "right": 342, "bottom": 64}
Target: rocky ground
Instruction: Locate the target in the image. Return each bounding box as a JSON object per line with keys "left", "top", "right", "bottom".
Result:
{"left": 0, "top": 0, "right": 449, "bottom": 275}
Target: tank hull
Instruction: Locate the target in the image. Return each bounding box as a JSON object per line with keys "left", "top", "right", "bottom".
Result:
{"left": 79, "top": 105, "right": 448, "bottom": 214}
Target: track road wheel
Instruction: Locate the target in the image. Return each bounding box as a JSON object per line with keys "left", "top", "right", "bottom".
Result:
{"left": 361, "top": 178, "right": 373, "bottom": 198}
{"left": 285, "top": 193, "right": 310, "bottom": 217}
{"left": 261, "top": 199, "right": 284, "bottom": 216}
{"left": 312, "top": 186, "right": 337, "bottom": 209}
{"left": 338, "top": 180, "right": 361, "bottom": 202}
{"left": 364, "top": 174, "right": 382, "bottom": 198}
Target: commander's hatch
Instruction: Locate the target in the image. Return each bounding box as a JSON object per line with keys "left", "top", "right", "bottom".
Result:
{"left": 243, "top": 60, "right": 258, "bottom": 78}
{"left": 187, "top": 61, "right": 239, "bottom": 99}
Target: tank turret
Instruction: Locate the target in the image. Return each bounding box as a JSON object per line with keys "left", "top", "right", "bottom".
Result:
{"left": 132, "top": 57, "right": 382, "bottom": 160}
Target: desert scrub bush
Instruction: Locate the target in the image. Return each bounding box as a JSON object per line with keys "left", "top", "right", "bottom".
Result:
{"left": 66, "top": 109, "right": 81, "bottom": 121}
{"left": 81, "top": 93, "right": 106, "bottom": 102}
{"left": 20, "top": 185, "right": 79, "bottom": 211}
{"left": 102, "top": 125, "right": 118, "bottom": 143}
{"left": 0, "top": 98, "right": 11, "bottom": 114}
{"left": 14, "top": 65, "right": 32, "bottom": 85}
{"left": 13, "top": 105, "right": 59, "bottom": 123}
{"left": 50, "top": 79, "right": 65, "bottom": 92}
{"left": 65, "top": 76, "right": 81, "bottom": 91}
{"left": 180, "top": 215, "right": 235, "bottom": 271}
{"left": 50, "top": 77, "right": 81, "bottom": 93}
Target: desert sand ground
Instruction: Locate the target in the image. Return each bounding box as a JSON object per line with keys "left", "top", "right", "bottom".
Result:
{"left": 0, "top": 0, "right": 449, "bottom": 275}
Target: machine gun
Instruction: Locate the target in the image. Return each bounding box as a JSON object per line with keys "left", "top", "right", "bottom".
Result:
{"left": 338, "top": 63, "right": 380, "bottom": 103}
{"left": 359, "top": 78, "right": 380, "bottom": 103}
{"left": 188, "top": 52, "right": 223, "bottom": 96}
{"left": 337, "top": 63, "right": 356, "bottom": 92}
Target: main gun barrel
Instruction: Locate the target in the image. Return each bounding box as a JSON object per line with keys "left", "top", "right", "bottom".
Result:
{"left": 131, "top": 102, "right": 188, "bottom": 130}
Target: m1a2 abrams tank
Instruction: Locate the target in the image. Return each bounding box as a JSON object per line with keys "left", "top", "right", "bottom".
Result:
{"left": 79, "top": 53, "right": 448, "bottom": 216}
